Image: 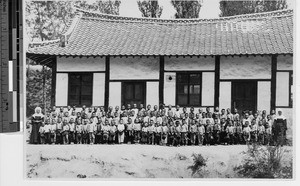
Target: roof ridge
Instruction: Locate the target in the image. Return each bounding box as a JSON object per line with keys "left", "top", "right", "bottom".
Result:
{"left": 75, "top": 7, "right": 293, "bottom": 23}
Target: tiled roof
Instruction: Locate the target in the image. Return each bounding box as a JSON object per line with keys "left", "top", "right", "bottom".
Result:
{"left": 27, "top": 8, "right": 293, "bottom": 57}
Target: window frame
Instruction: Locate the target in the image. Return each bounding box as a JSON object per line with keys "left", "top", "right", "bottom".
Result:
{"left": 289, "top": 71, "right": 293, "bottom": 108}
{"left": 176, "top": 72, "right": 202, "bottom": 107}
{"left": 68, "top": 72, "right": 93, "bottom": 107}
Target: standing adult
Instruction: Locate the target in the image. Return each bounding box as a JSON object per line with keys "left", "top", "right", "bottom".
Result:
{"left": 272, "top": 109, "right": 287, "bottom": 146}
{"left": 30, "top": 107, "right": 44, "bottom": 144}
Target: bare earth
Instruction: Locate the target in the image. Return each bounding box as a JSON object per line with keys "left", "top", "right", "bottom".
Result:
{"left": 26, "top": 144, "right": 293, "bottom": 179}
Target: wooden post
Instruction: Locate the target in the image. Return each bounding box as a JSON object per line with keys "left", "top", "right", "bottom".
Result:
{"left": 214, "top": 55, "right": 220, "bottom": 108}
{"left": 104, "top": 56, "right": 110, "bottom": 111}
{"left": 51, "top": 56, "right": 57, "bottom": 107}
{"left": 159, "top": 56, "right": 164, "bottom": 105}
{"left": 271, "top": 55, "right": 277, "bottom": 111}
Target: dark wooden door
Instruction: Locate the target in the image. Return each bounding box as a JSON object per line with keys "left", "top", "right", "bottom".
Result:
{"left": 232, "top": 81, "right": 257, "bottom": 114}
{"left": 122, "top": 82, "right": 146, "bottom": 107}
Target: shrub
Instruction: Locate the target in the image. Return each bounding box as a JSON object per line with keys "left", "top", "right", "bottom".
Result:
{"left": 234, "top": 143, "right": 292, "bottom": 178}
{"left": 188, "top": 153, "right": 207, "bottom": 176}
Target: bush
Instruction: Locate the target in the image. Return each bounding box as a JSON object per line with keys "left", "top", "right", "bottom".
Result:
{"left": 234, "top": 143, "right": 292, "bottom": 178}
{"left": 188, "top": 153, "right": 207, "bottom": 176}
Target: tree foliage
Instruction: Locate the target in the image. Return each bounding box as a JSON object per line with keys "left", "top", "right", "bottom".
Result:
{"left": 171, "top": 0, "right": 202, "bottom": 19}
{"left": 26, "top": 63, "right": 52, "bottom": 117}
{"left": 74, "top": 0, "right": 121, "bottom": 15}
{"left": 219, "top": 0, "right": 288, "bottom": 17}
{"left": 137, "top": 0, "right": 163, "bottom": 18}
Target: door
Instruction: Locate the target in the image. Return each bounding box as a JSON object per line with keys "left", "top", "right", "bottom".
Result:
{"left": 232, "top": 81, "right": 257, "bottom": 113}
{"left": 122, "top": 82, "right": 146, "bottom": 107}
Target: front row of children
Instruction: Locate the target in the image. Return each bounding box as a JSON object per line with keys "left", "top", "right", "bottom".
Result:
{"left": 38, "top": 116, "right": 272, "bottom": 146}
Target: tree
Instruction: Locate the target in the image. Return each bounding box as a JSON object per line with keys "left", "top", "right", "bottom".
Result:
{"left": 219, "top": 0, "right": 288, "bottom": 17}
{"left": 171, "top": 0, "right": 202, "bottom": 19}
{"left": 137, "top": 0, "right": 163, "bottom": 18}
{"left": 74, "top": 0, "right": 121, "bottom": 15}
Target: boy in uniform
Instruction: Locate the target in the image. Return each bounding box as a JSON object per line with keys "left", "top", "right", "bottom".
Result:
{"left": 39, "top": 122, "right": 46, "bottom": 144}
{"left": 44, "top": 119, "right": 51, "bottom": 144}
{"left": 175, "top": 121, "right": 182, "bottom": 147}
{"left": 101, "top": 120, "right": 110, "bottom": 144}
{"left": 82, "top": 119, "right": 89, "bottom": 144}
{"left": 161, "top": 121, "right": 168, "bottom": 146}
{"left": 117, "top": 119, "right": 125, "bottom": 144}
{"left": 126, "top": 118, "right": 134, "bottom": 144}
{"left": 95, "top": 120, "right": 102, "bottom": 144}
{"left": 197, "top": 121, "right": 205, "bottom": 146}
{"left": 213, "top": 118, "right": 221, "bottom": 145}
{"left": 75, "top": 119, "right": 83, "bottom": 144}
{"left": 62, "top": 119, "right": 70, "bottom": 144}
{"left": 205, "top": 119, "right": 214, "bottom": 146}
{"left": 257, "top": 120, "right": 265, "bottom": 145}
{"left": 168, "top": 121, "right": 175, "bottom": 146}
{"left": 251, "top": 120, "right": 258, "bottom": 143}
{"left": 243, "top": 121, "right": 251, "bottom": 144}
{"left": 154, "top": 122, "right": 162, "bottom": 145}
{"left": 55, "top": 118, "right": 63, "bottom": 144}
{"left": 181, "top": 120, "right": 189, "bottom": 146}
{"left": 148, "top": 120, "right": 155, "bottom": 145}
{"left": 50, "top": 119, "right": 57, "bottom": 144}
{"left": 226, "top": 121, "right": 235, "bottom": 145}
{"left": 141, "top": 122, "right": 149, "bottom": 144}
{"left": 133, "top": 118, "right": 142, "bottom": 144}
{"left": 189, "top": 120, "right": 197, "bottom": 145}
{"left": 69, "top": 118, "right": 76, "bottom": 144}
{"left": 109, "top": 120, "right": 117, "bottom": 144}
{"left": 265, "top": 122, "right": 272, "bottom": 145}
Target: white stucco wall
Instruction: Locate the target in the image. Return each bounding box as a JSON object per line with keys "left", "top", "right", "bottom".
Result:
{"left": 202, "top": 72, "right": 215, "bottom": 106}
{"left": 219, "top": 82, "right": 231, "bottom": 110}
{"left": 220, "top": 56, "right": 271, "bottom": 79}
{"left": 164, "top": 56, "right": 215, "bottom": 71}
{"left": 163, "top": 72, "right": 176, "bottom": 106}
{"left": 277, "top": 55, "right": 293, "bottom": 70}
{"left": 110, "top": 57, "right": 159, "bottom": 80}
{"left": 276, "top": 72, "right": 289, "bottom": 107}
{"left": 92, "top": 73, "right": 105, "bottom": 106}
{"left": 109, "top": 82, "right": 122, "bottom": 107}
{"left": 257, "top": 81, "right": 271, "bottom": 113}
{"left": 56, "top": 73, "right": 68, "bottom": 106}
{"left": 57, "top": 57, "right": 105, "bottom": 72}
{"left": 146, "top": 82, "right": 159, "bottom": 107}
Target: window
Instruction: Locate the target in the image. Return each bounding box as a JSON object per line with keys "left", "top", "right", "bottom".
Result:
{"left": 122, "top": 82, "right": 146, "bottom": 107}
{"left": 68, "top": 73, "right": 93, "bottom": 107}
{"left": 176, "top": 73, "right": 201, "bottom": 106}
{"left": 290, "top": 72, "right": 293, "bottom": 107}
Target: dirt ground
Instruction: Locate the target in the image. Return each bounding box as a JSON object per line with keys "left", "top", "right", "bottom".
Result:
{"left": 26, "top": 144, "right": 293, "bottom": 179}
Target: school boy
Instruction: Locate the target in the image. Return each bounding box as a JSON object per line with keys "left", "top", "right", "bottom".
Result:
{"left": 213, "top": 118, "right": 221, "bottom": 145}
{"left": 264, "top": 123, "right": 272, "bottom": 145}
{"left": 39, "top": 122, "right": 46, "bottom": 144}
{"left": 133, "top": 118, "right": 142, "bottom": 144}
{"left": 161, "top": 122, "right": 169, "bottom": 146}
{"left": 95, "top": 120, "right": 102, "bottom": 144}
{"left": 174, "top": 121, "right": 182, "bottom": 147}
{"left": 109, "top": 120, "right": 117, "bottom": 144}
{"left": 102, "top": 120, "right": 110, "bottom": 144}
{"left": 44, "top": 119, "right": 51, "bottom": 144}
{"left": 148, "top": 120, "right": 155, "bottom": 145}
{"left": 257, "top": 121, "right": 265, "bottom": 145}
{"left": 205, "top": 119, "right": 214, "bottom": 146}
{"left": 75, "top": 119, "right": 83, "bottom": 144}
{"left": 126, "top": 118, "right": 134, "bottom": 144}
{"left": 62, "top": 119, "right": 70, "bottom": 144}
{"left": 154, "top": 122, "right": 162, "bottom": 145}
{"left": 189, "top": 120, "right": 197, "bottom": 145}
{"left": 181, "top": 120, "right": 189, "bottom": 146}
{"left": 69, "top": 118, "right": 76, "bottom": 144}
{"left": 226, "top": 121, "right": 235, "bottom": 145}
{"left": 55, "top": 118, "right": 63, "bottom": 144}
{"left": 117, "top": 119, "right": 125, "bottom": 144}
{"left": 141, "top": 122, "right": 149, "bottom": 144}
{"left": 50, "top": 119, "right": 57, "bottom": 144}
{"left": 235, "top": 121, "right": 243, "bottom": 144}
{"left": 82, "top": 119, "right": 89, "bottom": 144}
{"left": 197, "top": 121, "right": 205, "bottom": 146}
{"left": 243, "top": 121, "right": 251, "bottom": 144}
{"left": 251, "top": 120, "right": 258, "bottom": 143}
{"left": 168, "top": 121, "right": 175, "bottom": 146}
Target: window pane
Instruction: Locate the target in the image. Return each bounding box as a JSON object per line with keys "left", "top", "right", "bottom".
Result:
{"left": 81, "top": 85, "right": 92, "bottom": 95}
{"left": 125, "top": 84, "right": 133, "bottom": 99}
{"left": 82, "top": 74, "right": 92, "bottom": 83}
{"left": 177, "top": 94, "right": 188, "bottom": 105}
{"left": 190, "top": 85, "right": 200, "bottom": 94}
{"left": 69, "top": 75, "right": 81, "bottom": 85}
{"left": 178, "top": 84, "right": 188, "bottom": 94}
{"left": 189, "top": 94, "right": 200, "bottom": 105}
{"left": 190, "top": 74, "right": 201, "bottom": 84}
{"left": 135, "top": 84, "right": 142, "bottom": 99}
{"left": 69, "top": 85, "right": 80, "bottom": 95}
{"left": 69, "top": 95, "right": 80, "bottom": 106}
{"left": 177, "top": 74, "right": 188, "bottom": 83}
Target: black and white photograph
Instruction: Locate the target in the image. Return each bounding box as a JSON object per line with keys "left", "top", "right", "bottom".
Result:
{"left": 25, "top": 0, "right": 295, "bottom": 179}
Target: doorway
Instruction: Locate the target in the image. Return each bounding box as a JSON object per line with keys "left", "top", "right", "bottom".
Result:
{"left": 231, "top": 80, "right": 257, "bottom": 113}
{"left": 122, "top": 81, "right": 146, "bottom": 107}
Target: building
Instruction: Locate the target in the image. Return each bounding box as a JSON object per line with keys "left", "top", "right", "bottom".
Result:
{"left": 27, "top": 8, "right": 293, "bottom": 122}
